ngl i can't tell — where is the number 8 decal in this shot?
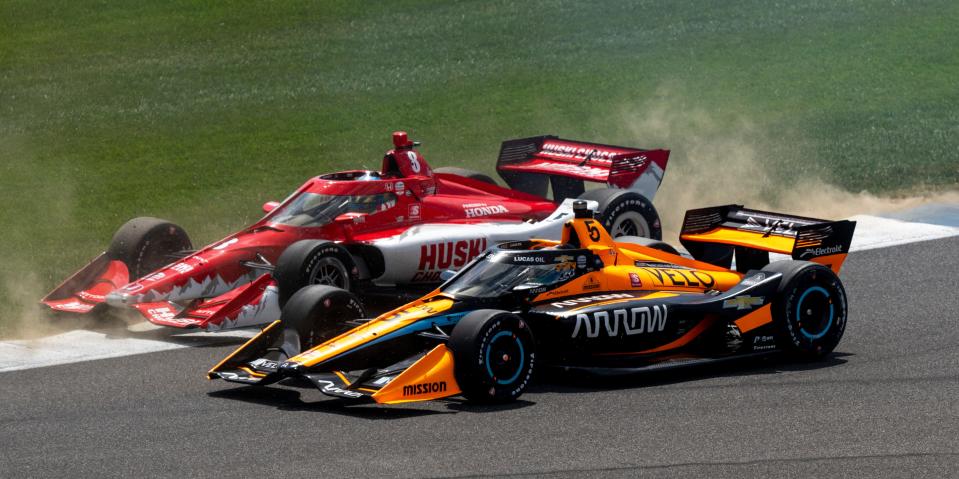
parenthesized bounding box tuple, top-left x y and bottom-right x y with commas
(407, 151, 421, 173)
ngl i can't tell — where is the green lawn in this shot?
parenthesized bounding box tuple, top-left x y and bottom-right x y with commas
(1, 0, 957, 335)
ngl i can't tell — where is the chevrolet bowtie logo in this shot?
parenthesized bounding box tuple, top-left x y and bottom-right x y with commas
(555, 255, 574, 263)
(723, 296, 764, 310)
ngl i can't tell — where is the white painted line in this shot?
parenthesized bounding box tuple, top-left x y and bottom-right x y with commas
(764, 214, 959, 264)
(0, 330, 187, 373)
(848, 214, 959, 252)
(2, 207, 957, 373)
(0, 327, 255, 373)
(880, 203, 959, 228)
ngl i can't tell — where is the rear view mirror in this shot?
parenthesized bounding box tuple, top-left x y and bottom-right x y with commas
(511, 282, 543, 293)
(262, 201, 280, 213)
(334, 212, 368, 224)
(440, 269, 456, 281)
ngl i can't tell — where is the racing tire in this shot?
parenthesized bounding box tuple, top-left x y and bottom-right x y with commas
(615, 235, 680, 255)
(275, 240, 354, 306)
(276, 285, 366, 356)
(107, 217, 192, 280)
(577, 189, 661, 240)
(433, 166, 498, 186)
(762, 261, 847, 360)
(450, 309, 535, 404)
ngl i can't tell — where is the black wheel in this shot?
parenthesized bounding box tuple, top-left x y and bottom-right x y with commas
(450, 309, 535, 403)
(433, 166, 498, 186)
(762, 261, 848, 360)
(615, 235, 680, 255)
(274, 285, 366, 357)
(577, 189, 661, 240)
(275, 240, 354, 306)
(107, 217, 192, 280)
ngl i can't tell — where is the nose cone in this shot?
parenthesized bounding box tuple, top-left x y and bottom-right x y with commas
(278, 361, 304, 376)
(105, 291, 133, 307)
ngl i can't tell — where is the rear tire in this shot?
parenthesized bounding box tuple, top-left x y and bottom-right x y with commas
(762, 261, 847, 360)
(450, 310, 535, 403)
(275, 285, 366, 357)
(577, 189, 661, 240)
(615, 235, 680, 255)
(433, 166, 498, 186)
(107, 217, 192, 280)
(275, 240, 354, 306)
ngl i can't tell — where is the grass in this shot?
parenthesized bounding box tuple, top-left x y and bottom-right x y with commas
(1, 0, 957, 334)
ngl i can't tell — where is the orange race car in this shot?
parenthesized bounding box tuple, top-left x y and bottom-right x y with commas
(209, 201, 856, 404)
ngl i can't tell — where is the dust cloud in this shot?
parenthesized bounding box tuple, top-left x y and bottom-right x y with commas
(616, 92, 958, 239)
(0, 134, 111, 340)
(0, 269, 90, 340)
(0, 238, 93, 339)
(1, 252, 135, 341)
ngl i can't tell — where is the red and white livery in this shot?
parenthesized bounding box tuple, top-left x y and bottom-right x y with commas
(42, 132, 669, 331)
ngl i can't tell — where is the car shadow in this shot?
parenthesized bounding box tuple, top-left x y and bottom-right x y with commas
(206, 353, 848, 416)
(530, 351, 853, 394)
(444, 399, 536, 413)
(207, 386, 455, 419)
(207, 385, 536, 419)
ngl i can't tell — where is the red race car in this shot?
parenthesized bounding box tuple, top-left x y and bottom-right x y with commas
(42, 132, 669, 331)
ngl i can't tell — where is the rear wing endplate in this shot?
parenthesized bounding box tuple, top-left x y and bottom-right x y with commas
(495, 135, 669, 201)
(679, 205, 856, 274)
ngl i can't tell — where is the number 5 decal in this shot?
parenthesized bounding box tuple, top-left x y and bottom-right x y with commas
(585, 221, 601, 241)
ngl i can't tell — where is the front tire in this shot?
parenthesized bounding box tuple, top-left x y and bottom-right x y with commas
(275, 240, 354, 306)
(275, 285, 366, 357)
(763, 261, 848, 359)
(107, 217, 192, 280)
(450, 310, 535, 403)
(577, 189, 661, 240)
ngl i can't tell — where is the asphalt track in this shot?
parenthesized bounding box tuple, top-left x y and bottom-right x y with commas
(2, 237, 958, 478)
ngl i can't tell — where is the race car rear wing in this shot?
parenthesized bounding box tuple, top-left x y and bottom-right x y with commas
(679, 205, 856, 274)
(495, 135, 669, 201)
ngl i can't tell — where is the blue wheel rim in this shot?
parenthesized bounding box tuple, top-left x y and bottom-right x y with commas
(797, 286, 834, 340)
(485, 330, 525, 385)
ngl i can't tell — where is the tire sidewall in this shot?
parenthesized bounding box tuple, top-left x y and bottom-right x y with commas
(280, 285, 366, 353)
(774, 265, 847, 357)
(276, 241, 354, 305)
(108, 218, 192, 280)
(451, 311, 535, 403)
(133, 231, 183, 277)
(582, 190, 662, 240)
(304, 250, 351, 290)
